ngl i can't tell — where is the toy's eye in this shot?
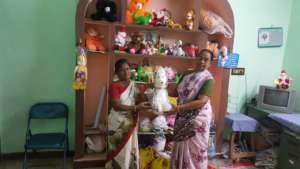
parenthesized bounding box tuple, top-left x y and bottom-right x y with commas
(105, 7, 111, 13)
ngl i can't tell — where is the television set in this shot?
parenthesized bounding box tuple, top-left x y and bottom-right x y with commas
(257, 85, 296, 113)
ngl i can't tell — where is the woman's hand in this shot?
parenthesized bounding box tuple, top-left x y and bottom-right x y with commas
(164, 105, 178, 115)
(136, 101, 152, 111)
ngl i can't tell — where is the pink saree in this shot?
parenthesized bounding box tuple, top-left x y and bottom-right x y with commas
(171, 70, 213, 169)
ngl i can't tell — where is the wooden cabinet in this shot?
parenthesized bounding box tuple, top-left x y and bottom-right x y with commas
(74, 0, 235, 168)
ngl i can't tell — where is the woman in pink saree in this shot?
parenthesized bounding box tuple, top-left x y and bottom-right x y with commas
(167, 49, 214, 169)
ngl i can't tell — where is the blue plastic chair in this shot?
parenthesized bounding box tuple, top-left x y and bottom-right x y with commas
(23, 103, 69, 169)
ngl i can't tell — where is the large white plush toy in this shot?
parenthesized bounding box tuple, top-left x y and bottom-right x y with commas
(151, 66, 172, 114)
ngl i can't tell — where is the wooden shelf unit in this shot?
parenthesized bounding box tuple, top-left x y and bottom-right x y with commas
(75, 0, 235, 168)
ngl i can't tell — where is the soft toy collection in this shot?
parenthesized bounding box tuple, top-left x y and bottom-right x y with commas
(92, 0, 117, 22)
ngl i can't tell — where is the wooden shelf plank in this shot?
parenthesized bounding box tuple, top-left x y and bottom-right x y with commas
(113, 52, 197, 60)
(84, 18, 206, 35)
(85, 18, 120, 26)
(115, 23, 205, 34)
(74, 153, 107, 162)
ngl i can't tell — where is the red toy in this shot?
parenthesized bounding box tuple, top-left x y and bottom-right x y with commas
(275, 70, 292, 89)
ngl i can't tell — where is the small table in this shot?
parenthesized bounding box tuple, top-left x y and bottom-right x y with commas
(225, 113, 258, 161)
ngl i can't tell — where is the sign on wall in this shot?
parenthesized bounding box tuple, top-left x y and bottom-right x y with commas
(258, 27, 283, 48)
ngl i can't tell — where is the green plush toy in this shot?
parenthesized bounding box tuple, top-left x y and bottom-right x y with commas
(137, 65, 145, 81)
(132, 12, 151, 25)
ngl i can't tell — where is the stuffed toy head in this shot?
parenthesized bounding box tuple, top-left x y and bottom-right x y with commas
(127, 0, 151, 24)
(92, 0, 117, 22)
(185, 9, 195, 30)
(154, 66, 168, 89)
(128, 0, 149, 12)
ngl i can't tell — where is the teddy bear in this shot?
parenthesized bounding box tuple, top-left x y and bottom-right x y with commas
(85, 27, 106, 52)
(126, 32, 146, 54)
(275, 70, 292, 89)
(127, 0, 151, 25)
(92, 0, 117, 22)
(185, 9, 195, 30)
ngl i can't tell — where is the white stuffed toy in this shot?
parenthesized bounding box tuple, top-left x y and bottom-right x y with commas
(151, 66, 172, 114)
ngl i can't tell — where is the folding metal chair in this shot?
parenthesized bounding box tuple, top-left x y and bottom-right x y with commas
(23, 103, 69, 169)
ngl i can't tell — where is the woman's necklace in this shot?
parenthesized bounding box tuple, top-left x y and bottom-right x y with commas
(119, 80, 130, 88)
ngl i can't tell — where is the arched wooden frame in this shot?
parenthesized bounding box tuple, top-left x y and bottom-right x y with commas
(74, 0, 234, 167)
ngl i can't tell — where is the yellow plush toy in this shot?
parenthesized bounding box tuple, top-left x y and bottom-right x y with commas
(150, 157, 170, 169)
(168, 96, 177, 106)
(139, 147, 155, 169)
(73, 47, 88, 90)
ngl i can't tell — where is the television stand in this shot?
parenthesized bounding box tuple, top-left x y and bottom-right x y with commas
(246, 104, 283, 128)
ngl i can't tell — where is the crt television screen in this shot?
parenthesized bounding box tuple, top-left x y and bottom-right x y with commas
(263, 88, 289, 107)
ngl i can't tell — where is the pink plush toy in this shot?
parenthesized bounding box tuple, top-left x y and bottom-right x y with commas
(165, 67, 176, 81)
(166, 114, 175, 127)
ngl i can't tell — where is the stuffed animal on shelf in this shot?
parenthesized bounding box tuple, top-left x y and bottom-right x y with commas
(150, 8, 171, 27)
(142, 58, 154, 83)
(137, 65, 145, 82)
(151, 66, 172, 114)
(183, 43, 198, 58)
(172, 40, 185, 57)
(73, 47, 88, 90)
(127, 0, 151, 25)
(206, 41, 219, 60)
(114, 26, 128, 52)
(85, 27, 106, 52)
(91, 0, 117, 22)
(220, 46, 229, 67)
(274, 70, 292, 89)
(185, 9, 195, 30)
(127, 32, 146, 54)
(167, 19, 182, 29)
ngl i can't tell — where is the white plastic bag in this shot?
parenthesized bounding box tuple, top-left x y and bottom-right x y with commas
(199, 9, 233, 39)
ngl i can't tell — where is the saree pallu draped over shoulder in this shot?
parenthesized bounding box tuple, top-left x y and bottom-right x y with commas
(106, 81, 139, 169)
(171, 70, 213, 169)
